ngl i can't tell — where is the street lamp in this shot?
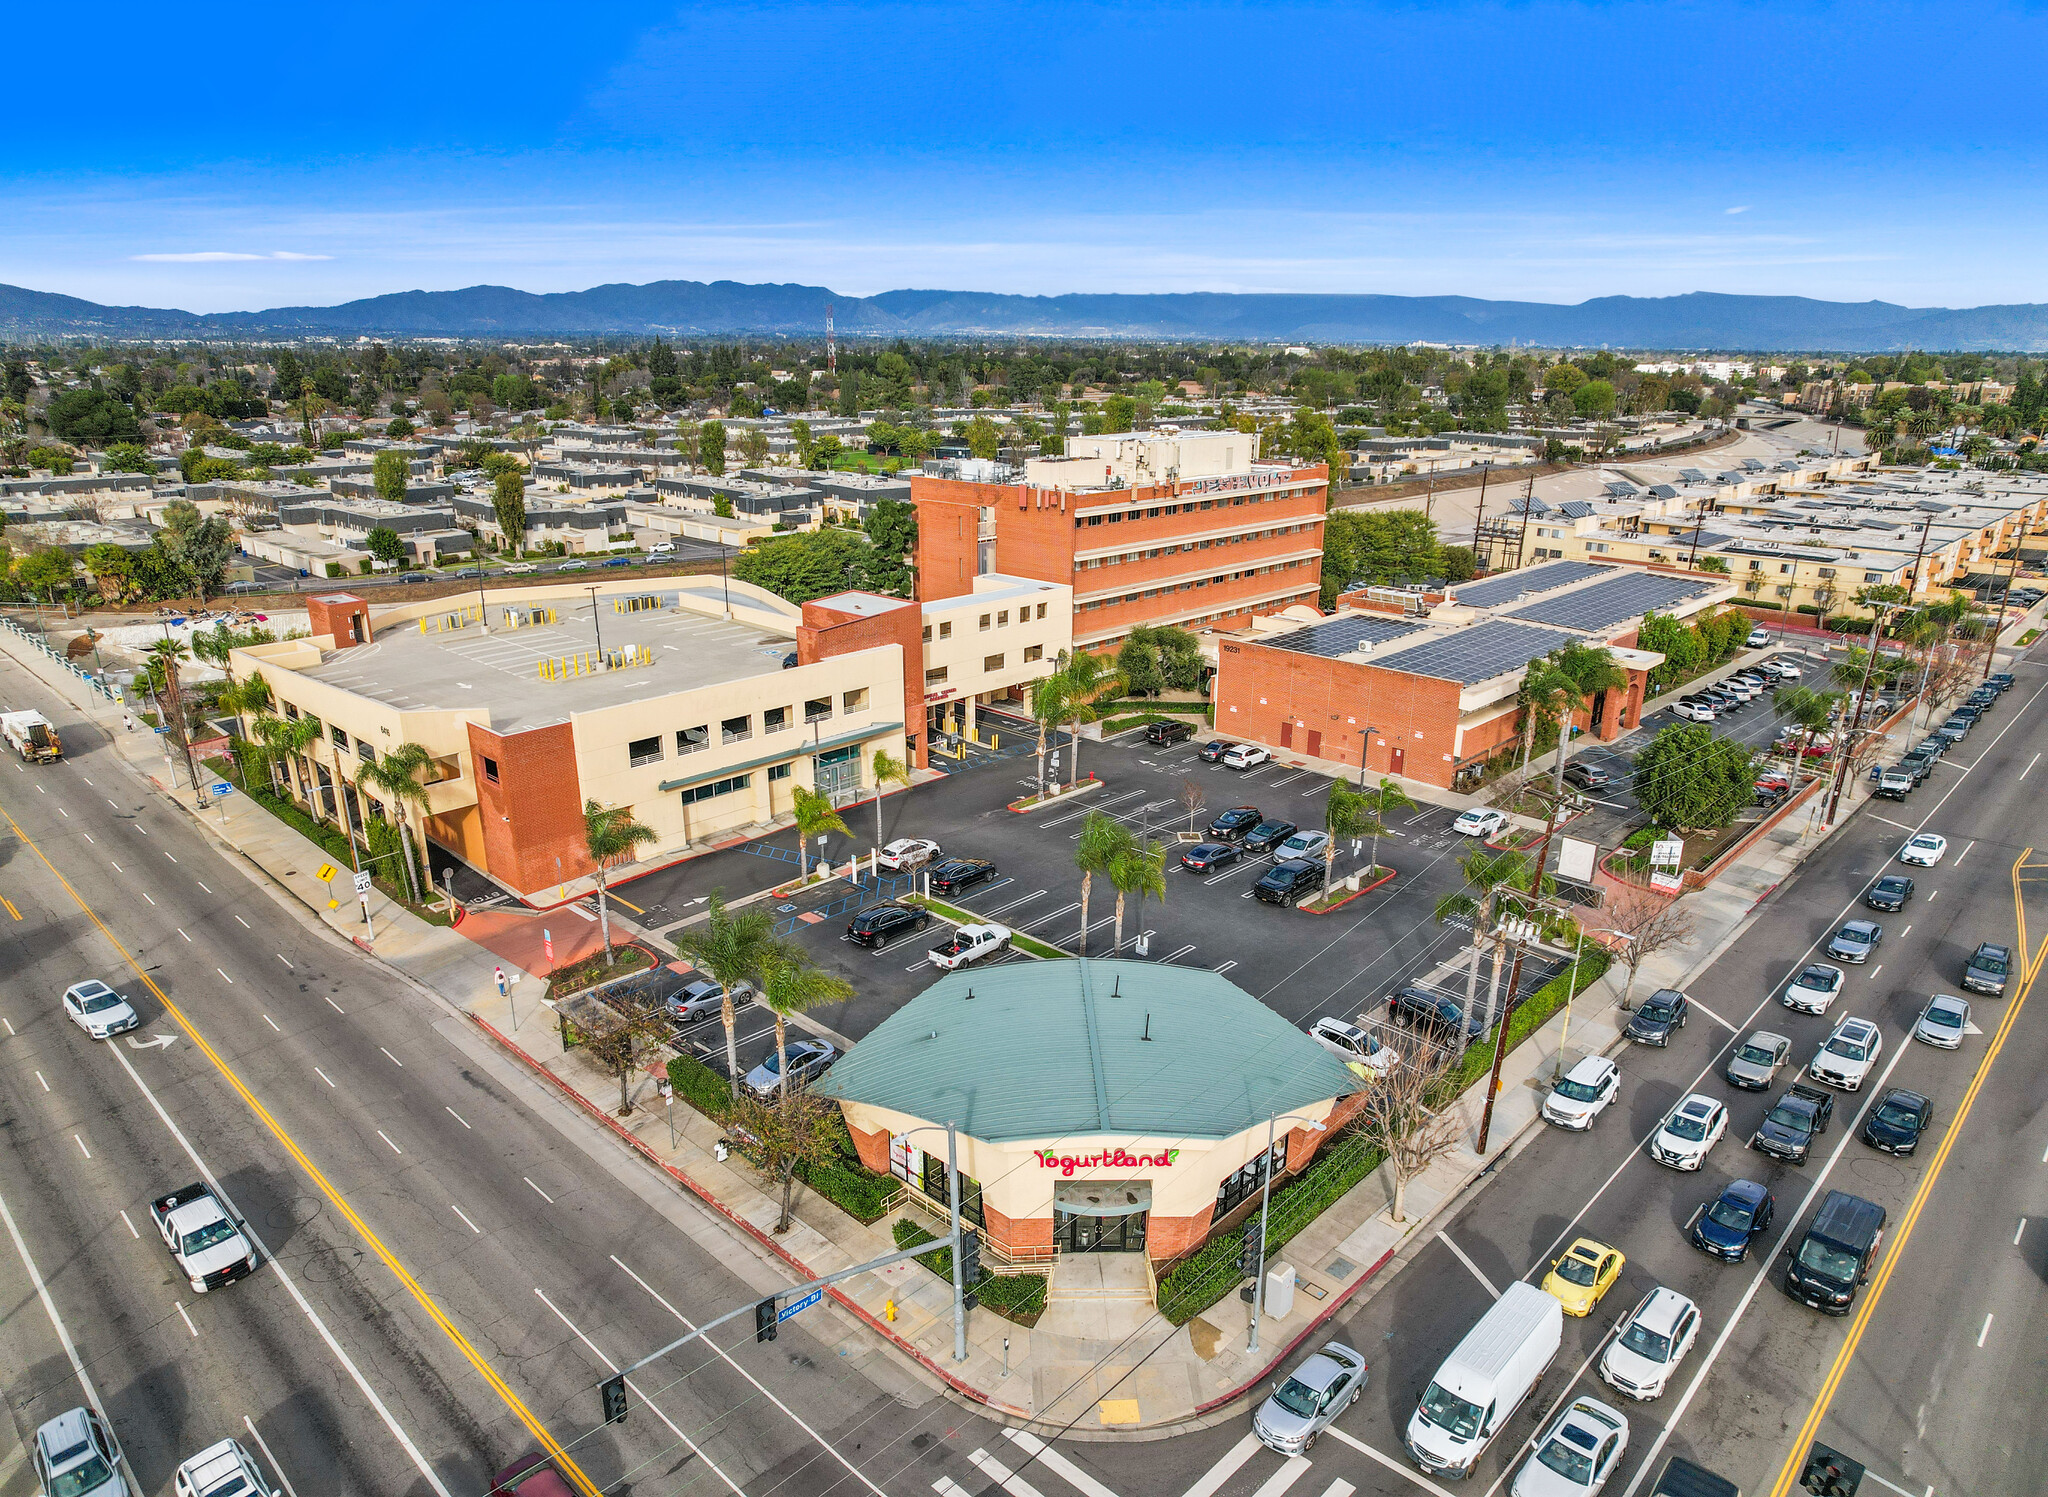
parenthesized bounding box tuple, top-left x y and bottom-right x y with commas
(896, 1121, 972, 1363)
(1245, 1110, 1328, 1355)
(1357, 725, 1377, 789)
(1475, 911, 1542, 1156)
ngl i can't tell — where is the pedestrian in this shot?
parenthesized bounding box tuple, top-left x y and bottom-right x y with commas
(123, 711, 135, 732)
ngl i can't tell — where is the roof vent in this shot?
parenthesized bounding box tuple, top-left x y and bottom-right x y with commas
(1142, 1012, 1153, 1042)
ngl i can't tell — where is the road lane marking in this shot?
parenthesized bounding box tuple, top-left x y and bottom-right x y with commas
(381, 1047, 404, 1067)
(175, 1301, 199, 1338)
(1977, 1313, 1993, 1348)
(1437, 1230, 1501, 1298)
(314, 1068, 335, 1087)
(73, 1134, 90, 1159)
(2015, 1218, 2027, 1244)
(1686, 996, 1739, 1032)
(165, 851, 176, 862)
(1955, 839, 1975, 865)
(324, 995, 344, 1013)
(0, 897, 15, 921)
(969, 1447, 1049, 1497)
(196, 880, 211, 894)
(1323, 1428, 1458, 1497)
(263, 1015, 281, 1032)
(451, 1204, 482, 1235)
(1869, 815, 1915, 832)
(278, 954, 293, 969)
(34, 1071, 48, 1092)
(1180, 1432, 1263, 1497)
(119, 1210, 139, 1238)
(0, 1017, 9, 1036)
(376, 1130, 402, 1154)
(81, 832, 91, 843)
(178, 928, 191, 942)
(446, 1106, 471, 1129)
(999, 1430, 1119, 1497)
(2023, 752, 2041, 780)
(241, 1416, 300, 1497)
(234, 915, 249, 928)
(526, 1177, 554, 1204)
(217, 968, 233, 983)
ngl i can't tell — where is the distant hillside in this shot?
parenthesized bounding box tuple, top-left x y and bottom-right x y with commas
(3, 278, 2044, 350)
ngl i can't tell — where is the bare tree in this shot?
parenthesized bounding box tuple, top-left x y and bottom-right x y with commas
(1179, 777, 1208, 833)
(1599, 885, 1697, 1010)
(571, 998, 674, 1117)
(1351, 1050, 1465, 1223)
(723, 1086, 843, 1234)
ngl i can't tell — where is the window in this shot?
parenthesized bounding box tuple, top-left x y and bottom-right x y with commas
(921, 624, 932, 642)
(1036, 602, 1048, 619)
(997, 609, 1009, 626)
(926, 666, 949, 686)
(331, 725, 349, 750)
(283, 702, 299, 719)
(679, 773, 750, 806)
(939, 620, 952, 639)
(842, 687, 869, 713)
(984, 653, 1004, 673)
(1864, 571, 1886, 583)
(920, 1152, 984, 1227)
(768, 763, 791, 782)
(721, 714, 752, 744)
(763, 705, 789, 734)
(627, 735, 663, 768)
(357, 742, 376, 763)
(482, 756, 500, 784)
(804, 697, 832, 723)
(979, 613, 991, 631)
(1214, 1139, 1289, 1219)
(676, 725, 709, 756)
(1024, 644, 1043, 663)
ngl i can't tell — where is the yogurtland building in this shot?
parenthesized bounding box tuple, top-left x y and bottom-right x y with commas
(814, 960, 1364, 1266)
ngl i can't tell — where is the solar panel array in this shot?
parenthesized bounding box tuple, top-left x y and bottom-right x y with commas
(1604, 481, 1638, 497)
(1505, 569, 1718, 630)
(1557, 500, 1595, 519)
(1374, 619, 1578, 684)
(1267, 613, 1428, 659)
(1450, 559, 1611, 609)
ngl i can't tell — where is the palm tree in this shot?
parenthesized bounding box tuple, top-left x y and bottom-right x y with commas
(1107, 838, 1167, 954)
(359, 741, 435, 905)
(1547, 643, 1631, 796)
(146, 637, 200, 792)
(1433, 846, 1535, 1042)
(754, 943, 853, 1098)
(1028, 671, 1070, 800)
(1057, 653, 1123, 791)
(789, 784, 850, 884)
(1329, 777, 1414, 887)
(1074, 811, 1134, 958)
(868, 748, 910, 850)
(1778, 686, 1841, 767)
(1515, 661, 1576, 775)
(583, 800, 657, 967)
(256, 713, 319, 804)
(672, 892, 775, 1098)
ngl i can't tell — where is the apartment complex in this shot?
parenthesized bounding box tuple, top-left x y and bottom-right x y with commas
(909, 432, 1327, 650)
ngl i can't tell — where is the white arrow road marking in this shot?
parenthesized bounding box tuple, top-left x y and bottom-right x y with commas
(125, 1033, 177, 1051)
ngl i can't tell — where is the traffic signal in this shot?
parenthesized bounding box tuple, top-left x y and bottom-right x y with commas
(599, 1374, 628, 1425)
(754, 1296, 779, 1344)
(1240, 1219, 1264, 1277)
(1799, 1442, 1864, 1497)
(957, 1233, 982, 1310)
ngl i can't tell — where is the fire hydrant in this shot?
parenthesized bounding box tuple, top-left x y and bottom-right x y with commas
(884, 1298, 898, 1323)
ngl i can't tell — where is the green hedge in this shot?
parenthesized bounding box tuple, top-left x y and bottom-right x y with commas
(666, 1053, 731, 1116)
(1098, 699, 1213, 716)
(1446, 947, 1613, 1096)
(1100, 712, 1172, 735)
(891, 1219, 1047, 1324)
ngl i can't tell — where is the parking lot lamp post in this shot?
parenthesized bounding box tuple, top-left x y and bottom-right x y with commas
(1246, 1112, 1327, 1355)
(1475, 915, 1539, 1155)
(1357, 726, 1376, 789)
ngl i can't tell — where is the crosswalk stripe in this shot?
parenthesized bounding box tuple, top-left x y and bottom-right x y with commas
(1181, 1432, 1262, 1497)
(1315, 1482, 1356, 1497)
(1321, 1428, 1459, 1497)
(969, 1447, 1048, 1497)
(1251, 1457, 1314, 1497)
(999, 1431, 1121, 1497)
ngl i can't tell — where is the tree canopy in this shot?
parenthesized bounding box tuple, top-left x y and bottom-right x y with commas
(46, 389, 141, 444)
(1632, 722, 1755, 832)
(1321, 509, 1444, 603)
(732, 529, 907, 604)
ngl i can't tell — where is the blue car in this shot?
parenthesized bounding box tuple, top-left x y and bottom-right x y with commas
(1691, 1179, 1775, 1263)
(601, 557, 633, 568)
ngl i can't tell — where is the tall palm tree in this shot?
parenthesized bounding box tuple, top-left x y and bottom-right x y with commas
(1074, 811, 1134, 958)
(1547, 643, 1631, 796)
(146, 637, 200, 792)
(359, 741, 435, 905)
(754, 943, 853, 1098)
(789, 784, 850, 883)
(1107, 838, 1167, 954)
(1028, 671, 1070, 799)
(868, 748, 910, 850)
(256, 713, 319, 804)
(1515, 661, 1576, 775)
(1057, 653, 1123, 791)
(672, 892, 776, 1098)
(1433, 846, 1535, 1041)
(582, 800, 657, 967)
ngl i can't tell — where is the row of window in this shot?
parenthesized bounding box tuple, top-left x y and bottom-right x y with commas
(1082, 596, 1313, 651)
(1076, 558, 1312, 610)
(919, 600, 1052, 642)
(925, 644, 1043, 686)
(1074, 487, 1316, 528)
(1076, 522, 1316, 570)
(679, 772, 753, 806)
(623, 689, 872, 767)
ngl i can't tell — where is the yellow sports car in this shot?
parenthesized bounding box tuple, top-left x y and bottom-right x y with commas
(1542, 1238, 1625, 1318)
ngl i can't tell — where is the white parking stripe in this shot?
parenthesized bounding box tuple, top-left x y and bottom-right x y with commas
(1180, 1433, 1262, 1497)
(1686, 996, 1740, 1032)
(1000, 1430, 1121, 1497)
(1436, 1230, 1500, 1298)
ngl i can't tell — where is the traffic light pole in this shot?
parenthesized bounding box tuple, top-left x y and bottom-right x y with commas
(947, 1120, 968, 1365)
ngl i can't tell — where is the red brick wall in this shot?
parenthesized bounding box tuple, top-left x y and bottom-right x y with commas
(306, 593, 370, 650)
(847, 1120, 890, 1174)
(797, 596, 924, 769)
(1215, 637, 1466, 787)
(1145, 1208, 1215, 1264)
(467, 720, 588, 895)
(983, 1200, 1055, 1259)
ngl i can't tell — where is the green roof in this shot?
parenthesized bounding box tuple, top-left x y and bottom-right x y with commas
(813, 959, 1359, 1143)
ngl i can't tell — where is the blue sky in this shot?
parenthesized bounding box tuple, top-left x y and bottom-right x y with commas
(7, 1, 2040, 313)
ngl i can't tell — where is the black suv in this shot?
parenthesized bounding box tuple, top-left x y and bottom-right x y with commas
(927, 857, 998, 893)
(1387, 985, 1484, 1041)
(1145, 719, 1194, 746)
(1198, 740, 1233, 762)
(1963, 941, 2011, 995)
(1253, 858, 1325, 906)
(1206, 806, 1262, 841)
(1624, 988, 1689, 1045)
(845, 901, 931, 948)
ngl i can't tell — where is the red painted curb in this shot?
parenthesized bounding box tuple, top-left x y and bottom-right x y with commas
(1190, 1244, 1398, 1418)
(1300, 866, 1397, 913)
(465, 1012, 996, 1408)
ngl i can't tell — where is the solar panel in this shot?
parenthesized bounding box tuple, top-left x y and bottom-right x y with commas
(1679, 468, 1709, 483)
(1649, 484, 1680, 499)
(1604, 481, 1638, 497)
(1557, 500, 1595, 519)
(1450, 560, 1610, 609)
(1267, 613, 1427, 659)
(1505, 570, 1718, 630)
(1373, 620, 1579, 685)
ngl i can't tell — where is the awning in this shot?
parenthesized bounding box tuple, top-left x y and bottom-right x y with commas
(656, 722, 903, 793)
(1054, 1181, 1152, 1218)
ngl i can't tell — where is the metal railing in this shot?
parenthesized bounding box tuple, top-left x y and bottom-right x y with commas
(0, 617, 124, 703)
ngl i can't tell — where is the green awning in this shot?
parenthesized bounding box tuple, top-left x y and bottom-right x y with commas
(656, 722, 903, 793)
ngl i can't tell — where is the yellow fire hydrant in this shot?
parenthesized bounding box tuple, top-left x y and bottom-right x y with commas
(884, 1298, 898, 1322)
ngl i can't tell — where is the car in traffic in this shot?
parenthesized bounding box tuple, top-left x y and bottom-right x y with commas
(1690, 1178, 1775, 1262)
(663, 977, 728, 1024)
(1452, 808, 1509, 838)
(1542, 1056, 1620, 1130)
(1963, 941, 2011, 996)
(1511, 1395, 1630, 1497)
(1542, 1238, 1625, 1317)
(490, 1453, 577, 1497)
(926, 857, 998, 893)
(1861, 1087, 1931, 1155)
(500, 561, 539, 574)
(1251, 1340, 1367, 1455)
(1144, 718, 1194, 745)
(599, 556, 632, 569)
(1623, 988, 1688, 1046)
(1751, 1082, 1835, 1164)
(1649, 1095, 1727, 1170)
(1912, 992, 1970, 1049)
(1824, 919, 1883, 964)
(175, 1438, 276, 1497)
(1198, 740, 1234, 762)
(1807, 1016, 1882, 1090)
(1388, 985, 1485, 1042)
(876, 837, 941, 871)
(555, 559, 590, 571)
(1178, 841, 1241, 873)
(1562, 762, 1613, 791)
(1242, 817, 1299, 854)
(1781, 963, 1846, 1015)
(62, 979, 141, 1039)
(1277, 829, 1331, 862)
(1865, 875, 1913, 911)
(1206, 805, 1262, 841)
(1223, 744, 1272, 770)
(1253, 858, 1326, 906)
(844, 901, 931, 948)
(1724, 1030, 1791, 1090)
(1599, 1288, 1700, 1401)
(1785, 1190, 1885, 1315)
(31, 1407, 127, 1497)
(741, 1039, 838, 1096)
(1308, 1016, 1396, 1078)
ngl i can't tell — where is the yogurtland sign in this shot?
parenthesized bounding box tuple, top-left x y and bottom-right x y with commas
(1034, 1147, 1180, 1176)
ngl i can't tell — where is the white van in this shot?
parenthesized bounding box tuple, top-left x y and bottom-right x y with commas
(1405, 1281, 1563, 1478)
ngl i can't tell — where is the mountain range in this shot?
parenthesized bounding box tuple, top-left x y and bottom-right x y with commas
(4, 280, 2045, 351)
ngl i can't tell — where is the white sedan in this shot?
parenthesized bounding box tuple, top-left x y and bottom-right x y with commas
(1599, 1288, 1700, 1401)
(1453, 807, 1510, 838)
(1512, 1395, 1629, 1497)
(1647, 1094, 1727, 1170)
(877, 837, 941, 871)
(1670, 701, 1716, 723)
(1897, 833, 1948, 867)
(1222, 744, 1271, 770)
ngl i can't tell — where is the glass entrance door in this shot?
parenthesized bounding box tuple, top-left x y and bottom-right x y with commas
(814, 745, 861, 802)
(1054, 1209, 1147, 1253)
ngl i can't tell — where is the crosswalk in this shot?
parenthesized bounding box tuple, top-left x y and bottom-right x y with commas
(929, 1429, 1367, 1497)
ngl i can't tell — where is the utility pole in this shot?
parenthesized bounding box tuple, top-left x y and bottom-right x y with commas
(1470, 462, 1493, 570)
(1475, 918, 1535, 1155)
(1513, 473, 1536, 569)
(1824, 601, 1893, 824)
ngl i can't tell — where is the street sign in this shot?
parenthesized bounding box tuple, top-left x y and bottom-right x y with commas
(543, 928, 554, 964)
(777, 1288, 822, 1323)
(353, 871, 372, 895)
(210, 781, 233, 798)
(315, 864, 338, 883)
(1649, 838, 1683, 867)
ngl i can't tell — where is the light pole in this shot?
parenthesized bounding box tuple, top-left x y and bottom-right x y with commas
(1475, 912, 1541, 1156)
(1246, 1111, 1328, 1355)
(897, 1121, 971, 1363)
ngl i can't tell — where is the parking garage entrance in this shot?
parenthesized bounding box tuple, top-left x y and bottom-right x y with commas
(1053, 1181, 1150, 1253)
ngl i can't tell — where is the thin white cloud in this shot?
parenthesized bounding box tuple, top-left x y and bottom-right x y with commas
(129, 250, 331, 262)
(1725, 205, 1752, 214)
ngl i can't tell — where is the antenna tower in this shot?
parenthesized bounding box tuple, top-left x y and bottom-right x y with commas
(827, 304, 836, 374)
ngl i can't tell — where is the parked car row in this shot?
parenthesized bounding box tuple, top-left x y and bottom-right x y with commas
(1669, 657, 1802, 723)
(1178, 804, 1340, 907)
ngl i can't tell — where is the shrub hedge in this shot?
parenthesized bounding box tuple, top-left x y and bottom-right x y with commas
(891, 1219, 1047, 1324)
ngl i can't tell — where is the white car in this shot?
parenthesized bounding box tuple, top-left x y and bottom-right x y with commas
(877, 837, 941, 871)
(1746, 628, 1771, 647)
(175, 1438, 277, 1497)
(1897, 833, 1947, 867)
(1452, 807, 1509, 838)
(1542, 1055, 1619, 1130)
(1222, 744, 1271, 770)
(1670, 701, 1716, 723)
(1599, 1288, 1700, 1401)
(1808, 1016, 1883, 1090)
(500, 561, 539, 574)
(1781, 962, 1846, 1015)
(1767, 659, 1803, 679)
(63, 979, 140, 1039)
(1308, 1015, 1396, 1078)
(1278, 829, 1331, 862)
(1718, 678, 1756, 702)
(648, 541, 677, 555)
(1648, 1094, 1726, 1170)
(926, 922, 1012, 971)
(1511, 1395, 1629, 1497)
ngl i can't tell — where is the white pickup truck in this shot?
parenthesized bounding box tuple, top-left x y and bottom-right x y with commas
(149, 1183, 257, 1293)
(927, 922, 1012, 971)
(175, 1439, 277, 1497)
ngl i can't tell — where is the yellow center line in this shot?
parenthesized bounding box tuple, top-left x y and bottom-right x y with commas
(1, 805, 605, 1497)
(608, 892, 647, 916)
(1769, 846, 2045, 1497)
(0, 895, 19, 920)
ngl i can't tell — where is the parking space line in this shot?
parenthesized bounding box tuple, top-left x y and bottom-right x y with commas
(1686, 996, 1740, 1032)
(1322, 1428, 1458, 1497)
(1436, 1230, 1500, 1298)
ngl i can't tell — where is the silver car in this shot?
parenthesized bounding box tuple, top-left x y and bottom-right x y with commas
(1253, 1340, 1367, 1454)
(1724, 1030, 1790, 1090)
(1512, 1395, 1629, 1497)
(741, 1038, 838, 1097)
(1824, 920, 1882, 964)
(1912, 993, 1969, 1050)
(32, 1407, 127, 1497)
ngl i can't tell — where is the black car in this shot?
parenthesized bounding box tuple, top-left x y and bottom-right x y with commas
(1253, 858, 1325, 906)
(1145, 719, 1194, 746)
(1861, 1087, 1931, 1155)
(399, 571, 427, 583)
(1751, 1082, 1835, 1164)
(1963, 940, 2011, 995)
(1865, 874, 1914, 911)
(927, 857, 997, 893)
(1206, 805, 1262, 841)
(1691, 1178, 1776, 1262)
(845, 901, 931, 947)
(1178, 841, 1240, 873)
(1241, 818, 1298, 854)
(1966, 688, 1998, 709)
(1198, 740, 1233, 762)
(1624, 988, 1689, 1046)
(1989, 672, 2016, 692)
(1563, 762, 1613, 791)
(1387, 985, 1484, 1041)
(1951, 704, 1984, 724)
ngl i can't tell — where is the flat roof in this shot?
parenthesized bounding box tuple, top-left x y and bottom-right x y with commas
(1451, 560, 1612, 609)
(1265, 613, 1427, 658)
(1373, 619, 1578, 685)
(297, 581, 794, 732)
(814, 959, 1357, 1143)
(1504, 570, 1718, 630)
